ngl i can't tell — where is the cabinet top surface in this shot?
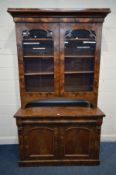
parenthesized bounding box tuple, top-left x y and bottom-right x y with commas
(7, 8, 110, 17)
(14, 107, 105, 118)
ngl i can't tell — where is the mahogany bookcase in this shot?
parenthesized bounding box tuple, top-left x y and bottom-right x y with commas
(8, 8, 110, 166)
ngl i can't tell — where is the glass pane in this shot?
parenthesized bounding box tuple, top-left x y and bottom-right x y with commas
(65, 74, 94, 92)
(65, 29, 96, 39)
(65, 40, 96, 56)
(22, 29, 54, 92)
(24, 58, 54, 73)
(22, 29, 52, 39)
(23, 40, 53, 56)
(64, 29, 96, 92)
(25, 75, 54, 92)
(65, 57, 94, 72)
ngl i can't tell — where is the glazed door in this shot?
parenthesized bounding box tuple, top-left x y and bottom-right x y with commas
(59, 23, 98, 105)
(16, 23, 60, 103)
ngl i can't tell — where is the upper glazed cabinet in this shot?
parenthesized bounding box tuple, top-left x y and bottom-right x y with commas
(7, 8, 110, 108)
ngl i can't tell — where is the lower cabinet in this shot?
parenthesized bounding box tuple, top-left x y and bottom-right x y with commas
(17, 119, 102, 166)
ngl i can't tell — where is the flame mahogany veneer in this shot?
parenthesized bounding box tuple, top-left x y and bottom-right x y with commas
(8, 8, 110, 166)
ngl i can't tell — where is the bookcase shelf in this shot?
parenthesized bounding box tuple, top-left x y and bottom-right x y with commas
(24, 55, 54, 58)
(24, 72, 54, 76)
(65, 55, 94, 58)
(65, 71, 94, 74)
(23, 38, 53, 41)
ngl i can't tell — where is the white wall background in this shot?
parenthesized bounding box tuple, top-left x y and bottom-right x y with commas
(0, 0, 116, 144)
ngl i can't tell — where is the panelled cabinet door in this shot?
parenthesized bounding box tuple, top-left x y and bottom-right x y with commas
(59, 23, 100, 106)
(16, 23, 60, 106)
(60, 126, 96, 159)
(20, 125, 59, 160)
